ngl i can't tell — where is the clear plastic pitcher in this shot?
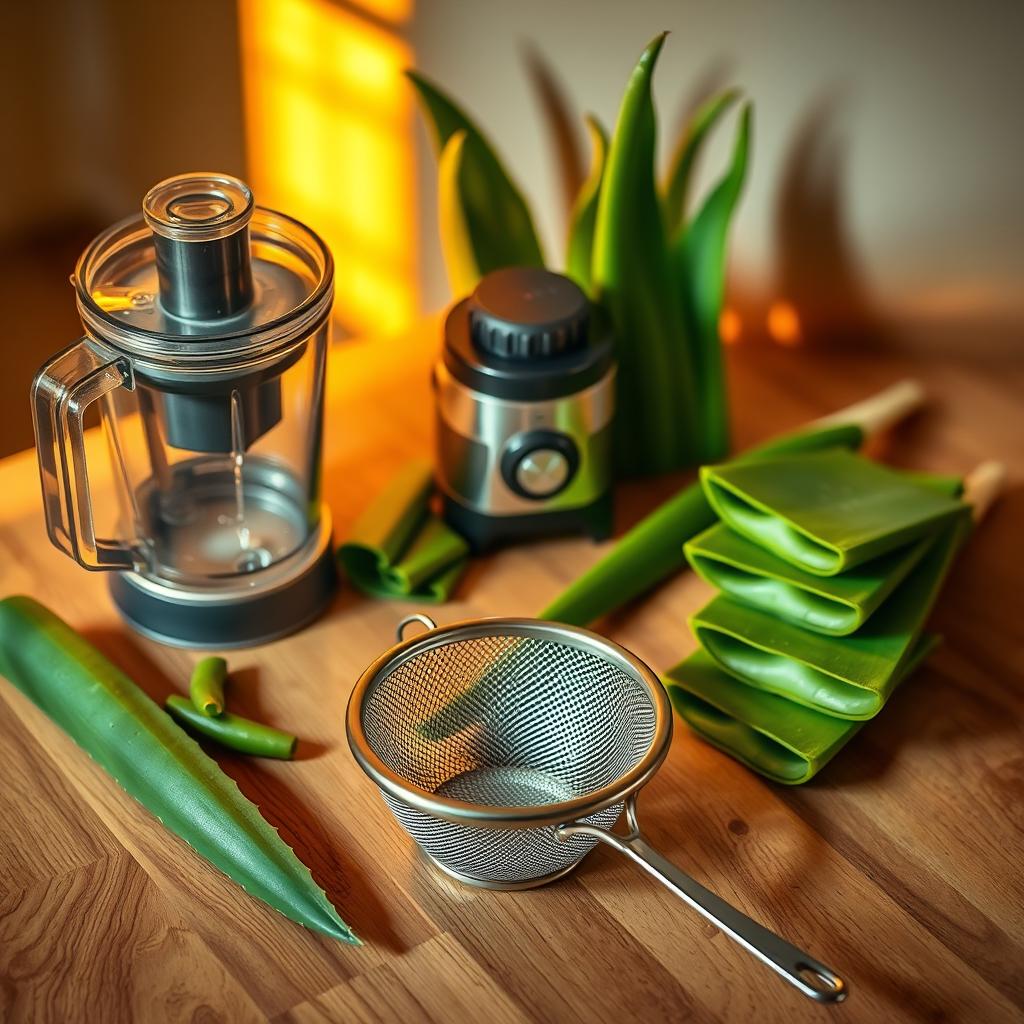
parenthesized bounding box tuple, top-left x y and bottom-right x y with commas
(31, 173, 337, 647)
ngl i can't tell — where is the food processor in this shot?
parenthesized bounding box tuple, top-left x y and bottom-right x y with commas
(31, 172, 336, 648)
(434, 267, 616, 551)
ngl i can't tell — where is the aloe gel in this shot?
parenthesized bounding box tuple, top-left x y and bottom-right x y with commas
(700, 449, 965, 575)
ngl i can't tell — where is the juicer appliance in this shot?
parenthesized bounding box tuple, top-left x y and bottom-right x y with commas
(433, 267, 615, 551)
(31, 172, 336, 648)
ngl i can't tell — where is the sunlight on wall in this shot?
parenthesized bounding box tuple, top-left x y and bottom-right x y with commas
(239, 0, 417, 338)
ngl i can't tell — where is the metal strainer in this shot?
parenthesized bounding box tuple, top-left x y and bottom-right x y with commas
(347, 615, 846, 1003)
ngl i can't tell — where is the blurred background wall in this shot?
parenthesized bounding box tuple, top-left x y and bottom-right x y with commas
(0, 0, 1020, 458)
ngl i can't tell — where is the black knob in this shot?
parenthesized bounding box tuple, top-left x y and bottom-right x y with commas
(468, 267, 589, 359)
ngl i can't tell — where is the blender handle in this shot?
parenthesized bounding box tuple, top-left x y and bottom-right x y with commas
(31, 338, 137, 571)
(557, 794, 847, 1004)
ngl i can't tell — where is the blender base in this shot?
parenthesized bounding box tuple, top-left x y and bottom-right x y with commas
(109, 507, 337, 649)
(442, 492, 614, 553)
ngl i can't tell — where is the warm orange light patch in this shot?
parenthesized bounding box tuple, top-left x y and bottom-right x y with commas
(239, 0, 417, 338)
(767, 300, 802, 346)
(718, 307, 742, 345)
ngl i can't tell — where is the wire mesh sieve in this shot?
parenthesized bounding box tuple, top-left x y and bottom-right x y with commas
(348, 615, 846, 1003)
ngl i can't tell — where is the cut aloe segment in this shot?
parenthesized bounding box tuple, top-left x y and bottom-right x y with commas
(338, 460, 469, 604)
(665, 636, 938, 784)
(700, 448, 965, 575)
(690, 513, 970, 719)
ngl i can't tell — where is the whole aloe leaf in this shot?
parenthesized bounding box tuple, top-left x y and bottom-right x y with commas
(662, 89, 741, 237)
(592, 32, 697, 474)
(0, 596, 358, 944)
(565, 115, 608, 294)
(407, 71, 544, 292)
(436, 131, 481, 298)
(674, 103, 752, 461)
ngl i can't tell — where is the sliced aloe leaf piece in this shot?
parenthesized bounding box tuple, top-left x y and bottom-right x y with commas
(408, 71, 544, 293)
(665, 635, 939, 784)
(690, 513, 971, 719)
(701, 447, 965, 575)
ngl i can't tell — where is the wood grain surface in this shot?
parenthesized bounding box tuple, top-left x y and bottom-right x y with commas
(0, 327, 1022, 1023)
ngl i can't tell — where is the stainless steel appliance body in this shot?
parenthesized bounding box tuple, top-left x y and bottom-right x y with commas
(434, 267, 615, 551)
(31, 173, 336, 647)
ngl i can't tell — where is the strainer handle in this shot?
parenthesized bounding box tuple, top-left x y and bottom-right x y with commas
(557, 796, 847, 1004)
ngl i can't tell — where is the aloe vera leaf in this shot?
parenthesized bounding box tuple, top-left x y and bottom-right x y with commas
(167, 696, 296, 760)
(565, 115, 608, 294)
(0, 596, 358, 944)
(592, 32, 696, 474)
(436, 131, 481, 298)
(674, 103, 752, 462)
(408, 70, 544, 292)
(190, 656, 227, 716)
(662, 89, 741, 236)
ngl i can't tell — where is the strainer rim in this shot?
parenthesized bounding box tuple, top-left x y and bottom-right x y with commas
(346, 617, 673, 828)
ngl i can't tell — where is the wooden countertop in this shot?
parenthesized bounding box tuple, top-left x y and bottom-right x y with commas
(1, 329, 1022, 1023)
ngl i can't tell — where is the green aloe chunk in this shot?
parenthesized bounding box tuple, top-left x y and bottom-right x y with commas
(407, 71, 544, 293)
(338, 460, 469, 603)
(690, 512, 971, 719)
(701, 448, 965, 575)
(662, 89, 741, 235)
(0, 596, 358, 943)
(592, 32, 697, 475)
(167, 696, 296, 760)
(684, 473, 961, 636)
(673, 102, 752, 462)
(540, 422, 861, 626)
(190, 656, 227, 716)
(665, 635, 938, 785)
(565, 114, 608, 294)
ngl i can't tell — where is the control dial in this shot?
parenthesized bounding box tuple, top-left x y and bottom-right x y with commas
(501, 431, 580, 501)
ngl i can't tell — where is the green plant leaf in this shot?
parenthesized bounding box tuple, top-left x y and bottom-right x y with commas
(0, 596, 358, 944)
(436, 131, 482, 298)
(407, 70, 544, 294)
(565, 115, 608, 294)
(674, 102, 752, 461)
(662, 89, 741, 236)
(592, 32, 697, 475)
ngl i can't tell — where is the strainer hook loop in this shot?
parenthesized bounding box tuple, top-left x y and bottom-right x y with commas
(396, 613, 438, 643)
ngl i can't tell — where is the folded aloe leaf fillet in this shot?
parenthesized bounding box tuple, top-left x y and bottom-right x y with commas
(0, 596, 358, 944)
(690, 462, 1002, 719)
(338, 460, 469, 603)
(700, 448, 965, 575)
(190, 656, 227, 716)
(665, 636, 939, 785)
(541, 380, 927, 626)
(684, 473, 962, 636)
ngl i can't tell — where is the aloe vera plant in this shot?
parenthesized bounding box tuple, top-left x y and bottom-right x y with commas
(410, 34, 751, 476)
(0, 596, 358, 944)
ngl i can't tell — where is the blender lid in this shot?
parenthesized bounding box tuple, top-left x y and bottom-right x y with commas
(74, 172, 333, 365)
